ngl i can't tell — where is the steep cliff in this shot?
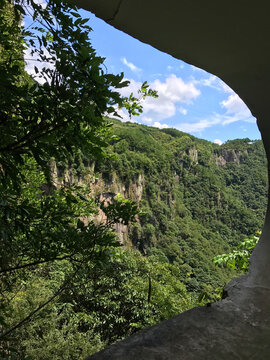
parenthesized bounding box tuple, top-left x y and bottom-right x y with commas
(66, 120, 267, 292)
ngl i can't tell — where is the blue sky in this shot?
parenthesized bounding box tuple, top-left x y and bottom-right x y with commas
(24, 2, 261, 145)
(79, 9, 261, 145)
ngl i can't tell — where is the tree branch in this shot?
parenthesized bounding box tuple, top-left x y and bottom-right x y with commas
(0, 278, 68, 340)
(0, 115, 70, 153)
(0, 253, 75, 274)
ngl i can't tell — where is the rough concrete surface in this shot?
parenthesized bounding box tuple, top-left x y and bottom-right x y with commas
(87, 276, 270, 359)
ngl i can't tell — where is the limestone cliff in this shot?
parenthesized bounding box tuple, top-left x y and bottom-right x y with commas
(51, 160, 144, 245)
(215, 148, 248, 167)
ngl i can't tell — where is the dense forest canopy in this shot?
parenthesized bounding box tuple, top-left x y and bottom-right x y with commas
(93, 120, 267, 291)
(0, 0, 268, 358)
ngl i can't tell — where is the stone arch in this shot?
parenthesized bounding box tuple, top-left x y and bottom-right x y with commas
(73, 0, 270, 357)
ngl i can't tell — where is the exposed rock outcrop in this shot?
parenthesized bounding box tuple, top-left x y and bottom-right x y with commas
(215, 149, 248, 167)
(188, 146, 198, 164)
(51, 161, 144, 244)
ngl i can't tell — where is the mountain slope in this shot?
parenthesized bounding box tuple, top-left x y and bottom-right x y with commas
(81, 119, 267, 291)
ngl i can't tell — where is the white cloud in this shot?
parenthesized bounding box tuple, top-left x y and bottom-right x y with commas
(176, 117, 220, 134)
(192, 73, 235, 95)
(115, 73, 256, 137)
(117, 75, 200, 125)
(214, 139, 223, 145)
(114, 73, 256, 135)
(25, 0, 47, 10)
(174, 89, 255, 133)
(142, 96, 176, 119)
(179, 107, 187, 115)
(151, 74, 200, 103)
(153, 121, 169, 129)
(199, 75, 217, 87)
(221, 94, 249, 116)
(142, 116, 153, 124)
(141, 74, 200, 122)
(243, 118, 257, 124)
(121, 57, 142, 74)
(174, 94, 256, 135)
(150, 73, 163, 78)
(220, 93, 255, 125)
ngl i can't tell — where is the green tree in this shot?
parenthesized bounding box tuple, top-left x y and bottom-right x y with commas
(1, 249, 195, 359)
(213, 233, 260, 272)
(0, 0, 156, 351)
(0, 0, 158, 278)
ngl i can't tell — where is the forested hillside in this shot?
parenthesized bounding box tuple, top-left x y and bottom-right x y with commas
(85, 119, 267, 292)
(3, 117, 267, 358)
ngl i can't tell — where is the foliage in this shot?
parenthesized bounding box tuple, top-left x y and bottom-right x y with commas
(95, 120, 267, 291)
(213, 233, 260, 271)
(100, 193, 141, 226)
(0, 0, 157, 185)
(0, 262, 105, 359)
(121, 81, 158, 118)
(0, 0, 162, 274)
(0, 0, 155, 354)
(1, 249, 196, 359)
(1, 1, 115, 181)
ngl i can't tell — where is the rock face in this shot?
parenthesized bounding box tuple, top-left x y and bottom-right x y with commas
(86, 275, 270, 359)
(92, 173, 144, 243)
(188, 147, 198, 164)
(215, 155, 227, 167)
(51, 161, 144, 244)
(215, 149, 248, 167)
(220, 149, 240, 164)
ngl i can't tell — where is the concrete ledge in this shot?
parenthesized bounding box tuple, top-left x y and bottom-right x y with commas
(87, 276, 270, 359)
